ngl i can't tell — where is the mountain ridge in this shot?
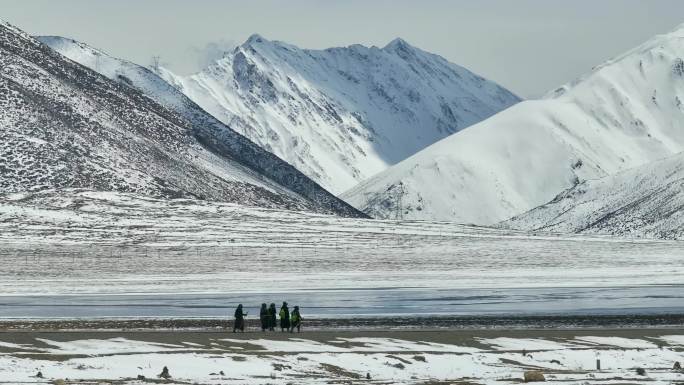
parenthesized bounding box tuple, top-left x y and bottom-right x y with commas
(1, 20, 362, 217)
(149, 34, 520, 193)
(343, 24, 684, 224)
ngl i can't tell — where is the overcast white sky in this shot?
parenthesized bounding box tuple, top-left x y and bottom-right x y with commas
(3, 0, 684, 97)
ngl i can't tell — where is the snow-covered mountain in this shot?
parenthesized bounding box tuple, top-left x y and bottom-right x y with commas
(344, 24, 684, 224)
(138, 35, 517, 193)
(502, 152, 684, 239)
(0, 21, 362, 216)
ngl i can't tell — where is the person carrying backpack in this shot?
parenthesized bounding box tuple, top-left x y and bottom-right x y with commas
(290, 306, 302, 333)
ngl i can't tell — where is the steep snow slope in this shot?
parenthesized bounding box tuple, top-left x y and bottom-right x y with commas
(35, 36, 361, 216)
(344, 24, 684, 224)
(0, 21, 360, 216)
(502, 152, 684, 239)
(145, 35, 519, 193)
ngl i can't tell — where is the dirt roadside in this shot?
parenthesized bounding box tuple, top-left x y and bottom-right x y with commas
(1, 328, 684, 353)
(0, 315, 682, 353)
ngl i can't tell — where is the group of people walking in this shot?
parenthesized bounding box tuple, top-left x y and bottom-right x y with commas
(233, 302, 302, 333)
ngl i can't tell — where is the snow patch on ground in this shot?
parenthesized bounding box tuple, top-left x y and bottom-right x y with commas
(1, 335, 683, 384)
(478, 337, 577, 351)
(573, 336, 659, 349)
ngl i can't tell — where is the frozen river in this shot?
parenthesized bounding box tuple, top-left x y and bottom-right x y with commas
(0, 285, 683, 319)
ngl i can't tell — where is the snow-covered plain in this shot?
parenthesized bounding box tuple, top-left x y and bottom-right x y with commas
(1, 334, 684, 384)
(0, 189, 682, 317)
(344, 24, 684, 224)
(39, 34, 519, 193)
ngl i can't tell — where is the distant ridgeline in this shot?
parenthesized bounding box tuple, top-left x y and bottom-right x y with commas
(344, 23, 684, 239)
(39, 34, 520, 194)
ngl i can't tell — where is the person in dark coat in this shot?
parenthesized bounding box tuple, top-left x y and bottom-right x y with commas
(290, 305, 302, 333)
(268, 303, 277, 331)
(259, 303, 269, 331)
(279, 302, 290, 332)
(233, 304, 246, 333)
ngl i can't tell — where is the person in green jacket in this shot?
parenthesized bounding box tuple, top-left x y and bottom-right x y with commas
(268, 303, 277, 331)
(233, 304, 247, 333)
(290, 306, 302, 333)
(279, 302, 290, 332)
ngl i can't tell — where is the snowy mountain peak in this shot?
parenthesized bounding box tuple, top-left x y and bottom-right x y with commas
(344, 23, 684, 224)
(150, 36, 520, 193)
(381, 37, 426, 61)
(2, 23, 363, 216)
(547, 23, 684, 99)
(37, 27, 519, 196)
(383, 37, 412, 50)
(245, 33, 268, 45)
